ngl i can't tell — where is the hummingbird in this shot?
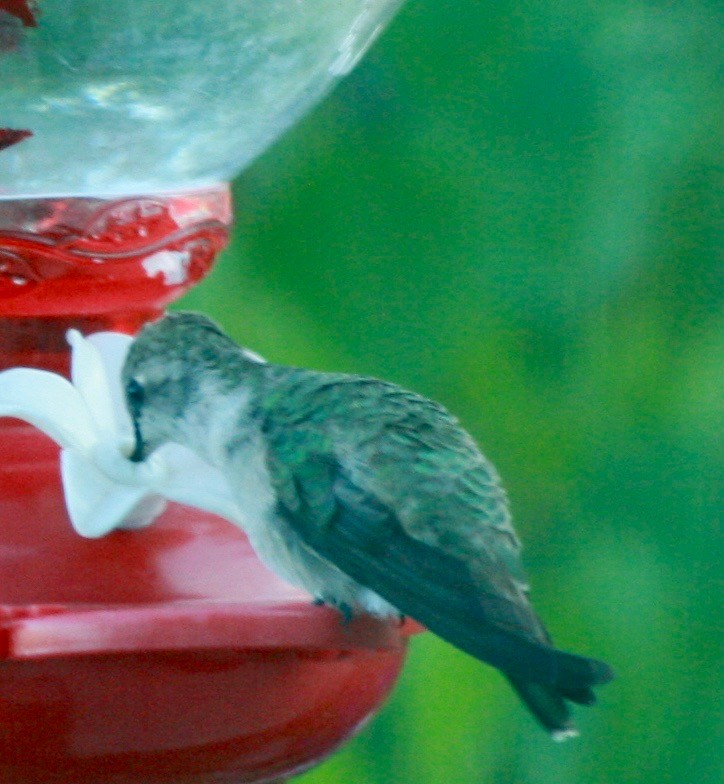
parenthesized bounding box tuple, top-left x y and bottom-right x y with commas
(122, 311, 613, 738)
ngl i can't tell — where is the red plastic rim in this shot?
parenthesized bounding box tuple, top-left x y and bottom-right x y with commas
(1, 600, 419, 661)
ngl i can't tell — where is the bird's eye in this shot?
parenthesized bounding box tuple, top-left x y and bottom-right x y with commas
(126, 378, 145, 407)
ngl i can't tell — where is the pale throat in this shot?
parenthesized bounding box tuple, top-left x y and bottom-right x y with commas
(177, 383, 254, 470)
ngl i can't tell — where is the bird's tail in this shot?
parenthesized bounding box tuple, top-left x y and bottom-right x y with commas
(506, 675, 598, 739)
(501, 607, 605, 738)
(403, 591, 613, 736)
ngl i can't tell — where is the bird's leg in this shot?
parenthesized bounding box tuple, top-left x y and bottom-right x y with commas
(323, 599, 354, 625)
(312, 596, 354, 625)
(337, 602, 354, 625)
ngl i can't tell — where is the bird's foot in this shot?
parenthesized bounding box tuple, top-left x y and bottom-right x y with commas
(337, 602, 355, 626)
(312, 596, 355, 625)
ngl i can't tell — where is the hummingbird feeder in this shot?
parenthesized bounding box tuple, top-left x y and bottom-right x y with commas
(0, 2, 409, 782)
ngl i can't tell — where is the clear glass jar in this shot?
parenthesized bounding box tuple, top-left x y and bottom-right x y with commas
(0, 0, 402, 198)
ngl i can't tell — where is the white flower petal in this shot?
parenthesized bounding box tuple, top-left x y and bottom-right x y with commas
(86, 331, 133, 372)
(61, 449, 163, 537)
(117, 494, 168, 531)
(67, 329, 119, 438)
(151, 443, 245, 525)
(86, 332, 135, 436)
(91, 439, 168, 486)
(0, 368, 96, 452)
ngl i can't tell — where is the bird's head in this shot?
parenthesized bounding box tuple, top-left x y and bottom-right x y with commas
(121, 312, 262, 462)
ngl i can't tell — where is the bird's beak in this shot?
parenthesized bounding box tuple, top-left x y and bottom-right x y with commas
(129, 419, 146, 463)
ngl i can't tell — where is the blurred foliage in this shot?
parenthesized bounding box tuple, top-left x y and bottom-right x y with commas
(180, 1, 722, 782)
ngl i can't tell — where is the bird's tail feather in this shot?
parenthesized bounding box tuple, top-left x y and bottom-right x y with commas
(506, 676, 579, 739)
(420, 601, 614, 693)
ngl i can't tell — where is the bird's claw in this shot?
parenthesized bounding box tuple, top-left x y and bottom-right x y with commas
(312, 596, 354, 625)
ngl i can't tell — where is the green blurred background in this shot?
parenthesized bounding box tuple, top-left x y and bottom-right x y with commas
(180, 1, 722, 782)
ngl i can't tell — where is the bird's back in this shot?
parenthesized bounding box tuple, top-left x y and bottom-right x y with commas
(259, 367, 537, 630)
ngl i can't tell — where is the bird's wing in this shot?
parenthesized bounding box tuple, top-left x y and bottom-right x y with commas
(266, 442, 612, 693)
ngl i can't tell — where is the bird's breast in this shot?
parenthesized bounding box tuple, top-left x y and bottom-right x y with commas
(226, 436, 277, 536)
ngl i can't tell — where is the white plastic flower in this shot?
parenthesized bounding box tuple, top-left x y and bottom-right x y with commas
(0, 330, 243, 537)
